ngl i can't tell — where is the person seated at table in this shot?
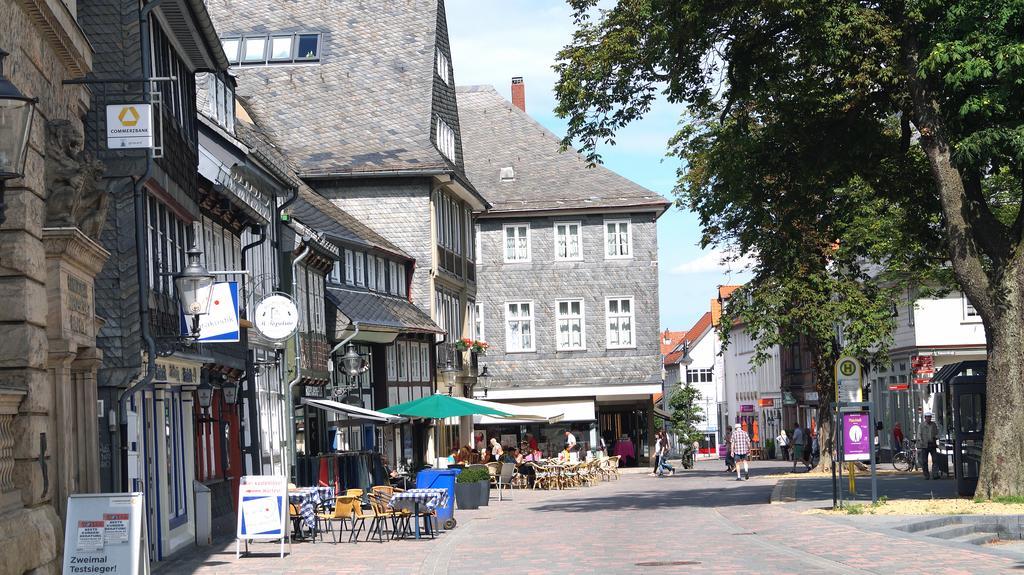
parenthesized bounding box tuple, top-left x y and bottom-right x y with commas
(557, 446, 570, 463)
(480, 449, 491, 464)
(447, 447, 459, 464)
(501, 447, 518, 464)
(512, 448, 525, 465)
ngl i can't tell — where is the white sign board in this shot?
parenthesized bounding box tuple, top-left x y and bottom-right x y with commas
(236, 475, 288, 558)
(106, 104, 153, 149)
(253, 294, 299, 342)
(179, 282, 240, 342)
(63, 492, 148, 575)
(834, 355, 863, 403)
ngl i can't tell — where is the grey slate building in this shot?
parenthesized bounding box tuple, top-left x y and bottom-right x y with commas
(457, 83, 669, 464)
(78, 0, 230, 560)
(206, 0, 489, 460)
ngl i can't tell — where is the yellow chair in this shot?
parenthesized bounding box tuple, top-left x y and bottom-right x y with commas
(349, 498, 378, 543)
(345, 488, 364, 498)
(316, 496, 356, 544)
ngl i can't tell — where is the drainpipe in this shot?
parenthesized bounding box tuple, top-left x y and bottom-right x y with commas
(239, 224, 266, 474)
(330, 321, 361, 358)
(115, 0, 166, 493)
(285, 243, 311, 482)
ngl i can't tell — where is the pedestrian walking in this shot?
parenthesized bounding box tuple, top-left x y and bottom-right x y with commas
(730, 425, 752, 480)
(791, 424, 811, 471)
(776, 429, 790, 461)
(917, 413, 940, 479)
(652, 431, 675, 477)
(724, 426, 735, 472)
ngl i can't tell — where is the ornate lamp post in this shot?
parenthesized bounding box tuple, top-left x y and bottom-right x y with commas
(173, 244, 215, 338)
(0, 49, 38, 225)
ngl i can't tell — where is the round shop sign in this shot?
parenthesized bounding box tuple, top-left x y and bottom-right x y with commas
(254, 294, 299, 342)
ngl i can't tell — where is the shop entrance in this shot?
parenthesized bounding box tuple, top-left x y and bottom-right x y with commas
(599, 407, 649, 466)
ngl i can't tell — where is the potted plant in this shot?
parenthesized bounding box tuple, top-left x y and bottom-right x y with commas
(454, 337, 474, 352)
(454, 467, 489, 510)
(471, 340, 488, 354)
(765, 438, 776, 460)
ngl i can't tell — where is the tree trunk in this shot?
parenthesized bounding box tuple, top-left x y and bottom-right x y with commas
(975, 265, 1024, 498)
(809, 336, 838, 473)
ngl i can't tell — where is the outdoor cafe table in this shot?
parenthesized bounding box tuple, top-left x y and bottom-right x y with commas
(289, 486, 335, 533)
(389, 488, 449, 540)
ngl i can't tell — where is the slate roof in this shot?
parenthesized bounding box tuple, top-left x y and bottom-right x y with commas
(456, 85, 671, 214)
(206, 0, 460, 177)
(291, 187, 410, 260)
(326, 287, 442, 334)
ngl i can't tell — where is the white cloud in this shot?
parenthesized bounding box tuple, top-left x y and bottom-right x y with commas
(671, 248, 756, 275)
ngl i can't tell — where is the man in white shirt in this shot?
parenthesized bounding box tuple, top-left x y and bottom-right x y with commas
(564, 430, 577, 448)
(917, 413, 940, 479)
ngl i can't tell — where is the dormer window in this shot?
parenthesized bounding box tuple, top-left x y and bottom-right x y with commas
(206, 74, 235, 132)
(499, 166, 515, 182)
(435, 117, 456, 161)
(436, 49, 451, 84)
(224, 33, 321, 65)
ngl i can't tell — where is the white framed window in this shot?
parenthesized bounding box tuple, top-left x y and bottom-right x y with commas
(377, 257, 386, 292)
(604, 219, 632, 259)
(419, 342, 430, 380)
(505, 302, 534, 353)
(503, 223, 530, 262)
(397, 265, 407, 297)
(473, 303, 484, 341)
(389, 262, 399, 296)
(269, 35, 293, 61)
(606, 297, 635, 349)
(344, 250, 354, 285)
(435, 117, 456, 161)
(355, 252, 365, 286)
(554, 221, 582, 260)
(221, 38, 240, 63)
(475, 224, 481, 263)
(963, 293, 980, 320)
(241, 36, 267, 62)
(329, 261, 340, 284)
(436, 49, 451, 84)
(556, 299, 585, 351)
(366, 254, 376, 290)
(686, 368, 714, 384)
(398, 341, 409, 382)
(386, 345, 397, 381)
(411, 342, 421, 382)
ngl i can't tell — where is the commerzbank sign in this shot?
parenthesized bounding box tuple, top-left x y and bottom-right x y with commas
(106, 104, 153, 149)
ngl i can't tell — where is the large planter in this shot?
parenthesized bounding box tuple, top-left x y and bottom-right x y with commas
(479, 481, 490, 507)
(455, 481, 483, 510)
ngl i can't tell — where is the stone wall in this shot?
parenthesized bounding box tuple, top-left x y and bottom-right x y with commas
(0, 0, 94, 571)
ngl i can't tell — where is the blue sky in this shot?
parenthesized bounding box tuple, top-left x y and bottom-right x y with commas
(447, 1, 751, 331)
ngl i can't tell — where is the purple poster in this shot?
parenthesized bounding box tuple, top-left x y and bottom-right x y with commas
(842, 412, 870, 462)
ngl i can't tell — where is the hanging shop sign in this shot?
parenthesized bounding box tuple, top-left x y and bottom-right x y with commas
(62, 492, 149, 574)
(106, 104, 153, 149)
(253, 293, 300, 343)
(236, 475, 288, 558)
(758, 398, 775, 407)
(179, 282, 240, 342)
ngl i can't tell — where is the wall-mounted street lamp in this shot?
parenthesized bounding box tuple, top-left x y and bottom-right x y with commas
(173, 244, 215, 338)
(0, 49, 38, 226)
(222, 380, 239, 405)
(196, 381, 214, 409)
(678, 340, 694, 367)
(340, 343, 366, 378)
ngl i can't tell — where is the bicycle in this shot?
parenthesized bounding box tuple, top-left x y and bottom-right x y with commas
(892, 439, 919, 472)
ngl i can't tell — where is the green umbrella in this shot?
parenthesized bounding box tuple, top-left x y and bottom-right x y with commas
(379, 393, 513, 419)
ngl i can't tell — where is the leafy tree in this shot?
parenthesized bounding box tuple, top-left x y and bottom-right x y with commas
(554, 1, 1024, 496)
(667, 384, 704, 447)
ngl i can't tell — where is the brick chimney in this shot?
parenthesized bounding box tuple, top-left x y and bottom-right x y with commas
(511, 76, 525, 112)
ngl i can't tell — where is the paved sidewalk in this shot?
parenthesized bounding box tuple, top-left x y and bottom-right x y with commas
(155, 460, 1024, 574)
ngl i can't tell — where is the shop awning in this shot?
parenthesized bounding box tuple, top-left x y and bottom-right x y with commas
(301, 398, 407, 425)
(474, 399, 595, 425)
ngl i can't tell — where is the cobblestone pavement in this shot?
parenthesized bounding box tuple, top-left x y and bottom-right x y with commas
(157, 460, 1024, 574)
